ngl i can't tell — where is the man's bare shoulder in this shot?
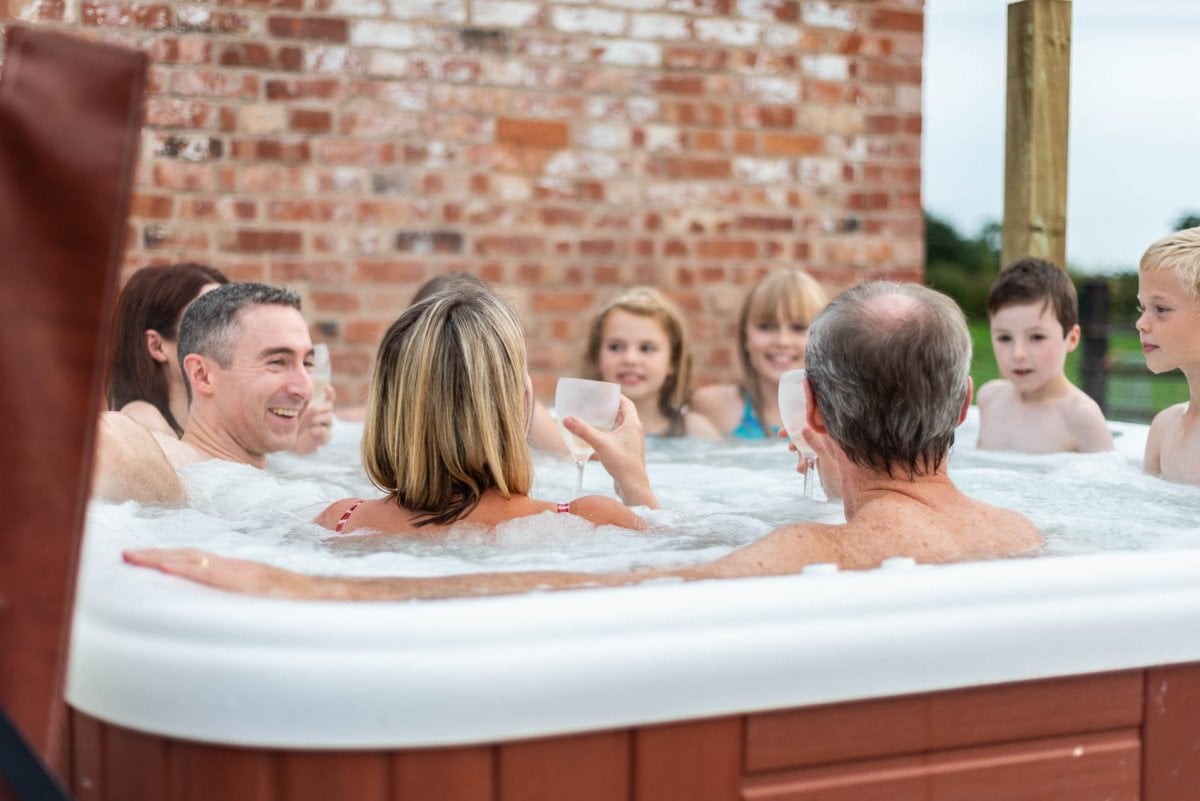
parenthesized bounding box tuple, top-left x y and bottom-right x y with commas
(842, 491, 1042, 565)
(693, 520, 843, 579)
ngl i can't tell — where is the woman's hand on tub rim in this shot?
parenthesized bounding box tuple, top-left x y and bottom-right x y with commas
(563, 395, 659, 509)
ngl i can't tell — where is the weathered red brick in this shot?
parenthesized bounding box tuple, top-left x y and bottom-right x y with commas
(356, 260, 426, 283)
(266, 78, 343, 101)
(762, 133, 823, 156)
(230, 139, 311, 163)
(270, 260, 353, 282)
(651, 75, 704, 95)
(656, 157, 731, 180)
(267, 15, 347, 42)
(864, 61, 921, 85)
(224, 229, 303, 253)
(219, 42, 302, 70)
(129, 193, 174, 220)
(289, 109, 332, 134)
(496, 118, 570, 149)
(144, 98, 209, 128)
(475, 236, 546, 257)
(343, 319, 391, 345)
(142, 225, 208, 250)
(531, 291, 594, 313)
(152, 162, 214, 192)
(311, 290, 360, 313)
(871, 8, 922, 33)
(81, 0, 171, 28)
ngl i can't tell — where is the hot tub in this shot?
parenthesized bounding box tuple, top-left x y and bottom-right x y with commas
(66, 414, 1200, 799)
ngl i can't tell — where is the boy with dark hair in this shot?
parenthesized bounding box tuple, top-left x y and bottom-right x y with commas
(976, 257, 1113, 453)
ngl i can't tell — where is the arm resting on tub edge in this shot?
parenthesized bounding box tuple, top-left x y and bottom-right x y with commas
(120, 523, 843, 602)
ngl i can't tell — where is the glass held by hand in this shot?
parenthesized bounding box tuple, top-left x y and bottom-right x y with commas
(554, 377, 621, 499)
(778, 368, 818, 498)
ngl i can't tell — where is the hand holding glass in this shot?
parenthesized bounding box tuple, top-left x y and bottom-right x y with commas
(311, 343, 332, 402)
(555, 378, 621, 499)
(778, 368, 817, 498)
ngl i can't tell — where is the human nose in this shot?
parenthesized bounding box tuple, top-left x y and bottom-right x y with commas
(1135, 310, 1150, 333)
(290, 364, 313, 401)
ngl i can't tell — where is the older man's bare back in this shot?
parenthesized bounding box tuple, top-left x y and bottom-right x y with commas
(689, 484, 1043, 582)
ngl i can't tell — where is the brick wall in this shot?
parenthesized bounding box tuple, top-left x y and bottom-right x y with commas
(0, 0, 924, 405)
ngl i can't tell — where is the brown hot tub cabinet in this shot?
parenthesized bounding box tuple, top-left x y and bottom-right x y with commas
(70, 665, 1200, 801)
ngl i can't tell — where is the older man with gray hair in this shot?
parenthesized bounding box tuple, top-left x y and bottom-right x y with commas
(126, 281, 1043, 599)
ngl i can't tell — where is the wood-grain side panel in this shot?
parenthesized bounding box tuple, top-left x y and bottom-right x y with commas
(279, 751, 389, 801)
(635, 716, 741, 801)
(1143, 663, 1200, 801)
(393, 746, 494, 801)
(743, 729, 1140, 801)
(499, 729, 630, 801)
(746, 671, 1143, 772)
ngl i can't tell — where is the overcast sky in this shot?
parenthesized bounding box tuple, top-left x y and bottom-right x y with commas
(922, 1, 1200, 274)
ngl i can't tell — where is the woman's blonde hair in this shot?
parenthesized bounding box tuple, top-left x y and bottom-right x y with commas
(362, 285, 533, 525)
(737, 269, 828, 436)
(583, 287, 694, 437)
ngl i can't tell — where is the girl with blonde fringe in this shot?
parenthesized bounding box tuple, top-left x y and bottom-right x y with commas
(691, 270, 828, 439)
(317, 284, 658, 536)
(583, 287, 719, 440)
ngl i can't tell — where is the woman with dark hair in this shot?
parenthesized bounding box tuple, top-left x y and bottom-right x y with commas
(107, 263, 228, 437)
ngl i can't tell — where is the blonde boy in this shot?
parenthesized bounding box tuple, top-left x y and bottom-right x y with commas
(976, 257, 1113, 453)
(1138, 227, 1200, 483)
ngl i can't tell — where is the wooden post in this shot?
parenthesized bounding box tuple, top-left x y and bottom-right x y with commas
(1002, 0, 1072, 269)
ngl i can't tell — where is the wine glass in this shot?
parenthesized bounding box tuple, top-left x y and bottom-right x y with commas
(311, 343, 331, 403)
(778, 368, 817, 498)
(554, 377, 621, 500)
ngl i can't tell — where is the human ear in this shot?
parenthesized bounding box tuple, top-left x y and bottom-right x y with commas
(1064, 323, 1082, 352)
(183, 354, 215, 397)
(958, 377, 974, 426)
(144, 329, 170, 363)
(804, 379, 826, 434)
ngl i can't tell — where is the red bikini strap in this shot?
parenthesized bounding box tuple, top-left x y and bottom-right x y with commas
(335, 499, 365, 533)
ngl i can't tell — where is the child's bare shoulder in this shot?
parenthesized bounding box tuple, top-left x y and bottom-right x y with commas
(975, 378, 1011, 407)
(1061, 385, 1114, 451)
(1149, 402, 1188, 434)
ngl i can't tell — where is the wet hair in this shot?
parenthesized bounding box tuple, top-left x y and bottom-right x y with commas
(411, 271, 488, 305)
(583, 287, 694, 438)
(106, 263, 229, 436)
(177, 282, 302, 376)
(1140, 227, 1200, 300)
(805, 281, 971, 479)
(362, 285, 533, 526)
(986, 256, 1078, 335)
(737, 270, 828, 436)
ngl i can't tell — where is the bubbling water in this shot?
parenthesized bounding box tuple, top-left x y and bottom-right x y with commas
(83, 409, 1200, 583)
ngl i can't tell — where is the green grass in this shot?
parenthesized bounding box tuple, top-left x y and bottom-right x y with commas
(967, 318, 1189, 423)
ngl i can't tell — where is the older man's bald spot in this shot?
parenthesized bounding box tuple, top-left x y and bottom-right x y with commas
(861, 291, 924, 329)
